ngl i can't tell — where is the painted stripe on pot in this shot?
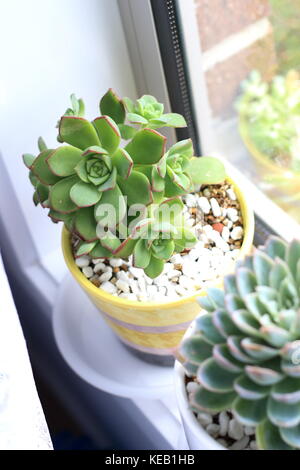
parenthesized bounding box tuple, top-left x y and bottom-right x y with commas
(119, 335, 176, 356)
(101, 309, 192, 333)
(106, 318, 186, 351)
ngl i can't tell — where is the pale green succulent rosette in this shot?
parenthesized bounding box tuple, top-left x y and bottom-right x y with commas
(131, 197, 197, 278)
(180, 236, 300, 450)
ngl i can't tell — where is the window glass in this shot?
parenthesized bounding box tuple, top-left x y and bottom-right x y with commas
(180, 0, 300, 224)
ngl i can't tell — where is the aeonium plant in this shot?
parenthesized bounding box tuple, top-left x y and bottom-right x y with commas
(23, 89, 226, 278)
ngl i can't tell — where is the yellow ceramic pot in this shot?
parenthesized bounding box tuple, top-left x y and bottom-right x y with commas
(239, 118, 300, 221)
(62, 176, 254, 361)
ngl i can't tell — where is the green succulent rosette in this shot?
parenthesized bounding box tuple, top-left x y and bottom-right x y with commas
(23, 88, 226, 277)
(180, 236, 300, 450)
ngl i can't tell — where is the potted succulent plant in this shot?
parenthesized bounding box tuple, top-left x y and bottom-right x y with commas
(23, 90, 254, 364)
(237, 70, 300, 222)
(176, 236, 300, 450)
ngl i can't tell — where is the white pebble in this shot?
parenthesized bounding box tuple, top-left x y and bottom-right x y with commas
(129, 279, 140, 295)
(210, 198, 222, 217)
(116, 270, 130, 282)
(158, 286, 167, 297)
(221, 226, 230, 242)
(227, 208, 238, 222)
(182, 259, 199, 277)
(215, 238, 230, 253)
(244, 426, 255, 436)
(202, 224, 213, 235)
(229, 436, 249, 450)
(167, 269, 181, 280)
(197, 196, 211, 214)
(186, 381, 199, 394)
(227, 220, 233, 229)
(185, 194, 197, 207)
(129, 266, 143, 278)
(228, 419, 244, 440)
(170, 253, 182, 264)
(231, 226, 244, 241)
(163, 262, 173, 274)
(103, 265, 112, 273)
(154, 275, 169, 287)
(100, 281, 117, 294)
(109, 258, 123, 267)
(137, 277, 147, 292)
(75, 256, 90, 268)
(203, 188, 211, 197)
(147, 285, 158, 297)
(208, 229, 222, 244)
(116, 279, 130, 293)
(175, 284, 188, 297)
(219, 411, 229, 437)
(93, 262, 106, 273)
(179, 275, 192, 289)
(206, 423, 220, 437)
(226, 188, 237, 200)
(99, 270, 112, 282)
(82, 266, 94, 278)
(197, 412, 213, 427)
(187, 249, 199, 262)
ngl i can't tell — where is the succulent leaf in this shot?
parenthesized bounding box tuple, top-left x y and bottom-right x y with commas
(94, 184, 126, 229)
(233, 397, 267, 426)
(279, 424, 300, 449)
(93, 116, 121, 154)
(23, 153, 35, 169)
(49, 175, 79, 213)
(70, 180, 102, 208)
(133, 238, 151, 269)
(234, 375, 271, 400)
(180, 336, 213, 365)
(38, 136, 48, 152)
(187, 157, 226, 185)
(190, 387, 236, 414)
(125, 129, 166, 164)
(118, 124, 137, 140)
(197, 358, 239, 393)
(76, 240, 98, 257)
(74, 207, 97, 242)
(31, 150, 61, 186)
(59, 116, 100, 149)
(117, 170, 152, 207)
(144, 255, 164, 279)
(100, 89, 125, 124)
(256, 420, 294, 450)
(46, 146, 83, 177)
(111, 148, 133, 179)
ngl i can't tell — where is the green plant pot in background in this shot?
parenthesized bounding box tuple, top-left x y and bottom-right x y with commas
(237, 70, 300, 223)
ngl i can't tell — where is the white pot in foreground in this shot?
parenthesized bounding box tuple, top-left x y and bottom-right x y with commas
(174, 360, 225, 450)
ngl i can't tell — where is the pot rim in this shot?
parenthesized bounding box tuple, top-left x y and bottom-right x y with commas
(61, 174, 254, 310)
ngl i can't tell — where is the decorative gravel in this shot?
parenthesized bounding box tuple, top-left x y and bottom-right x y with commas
(186, 381, 257, 450)
(74, 181, 244, 302)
